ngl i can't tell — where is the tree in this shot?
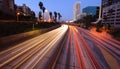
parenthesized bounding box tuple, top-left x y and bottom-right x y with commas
(58, 13, 62, 22)
(42, 6, 46, 21)
(30, 11, 36, 21)
(31, 11, 35, 18)
(49, 12, 52, 19)
(14, 4, 17, 11)
(96, 20, 103, 32)
(39, 11, 42, 21)
(83, 15, 93, 28)
(54, 11, 57, 22)
(39, 2, 46, 22)
(39, 2, 43, 9)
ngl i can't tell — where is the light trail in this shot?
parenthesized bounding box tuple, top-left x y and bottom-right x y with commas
(77, 26, 120, 69)
(72, 26, 102, 69)
(77, 27, 120, 62)
(0, 24, 119, 69)
(54, 25, 116, 69)
(0, 25, 68, 68)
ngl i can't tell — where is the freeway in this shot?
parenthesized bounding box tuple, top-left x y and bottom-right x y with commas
(0, 25, 68, 69)
(0, 25, 120, 69)
(53, 25, 120, 69)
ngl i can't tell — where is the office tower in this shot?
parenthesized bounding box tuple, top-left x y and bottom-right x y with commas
(82, 6, 99, 18)
(73, 2, 80, 21)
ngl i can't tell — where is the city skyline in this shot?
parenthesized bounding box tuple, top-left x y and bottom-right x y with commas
(15, 0, 101, 21)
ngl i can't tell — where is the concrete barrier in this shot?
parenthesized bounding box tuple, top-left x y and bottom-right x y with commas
(0, 25, 61, 49)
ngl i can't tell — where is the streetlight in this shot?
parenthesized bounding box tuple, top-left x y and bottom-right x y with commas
(17, 12, 20, 22)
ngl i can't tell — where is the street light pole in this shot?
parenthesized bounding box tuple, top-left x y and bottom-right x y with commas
(17, 12, 20, 22)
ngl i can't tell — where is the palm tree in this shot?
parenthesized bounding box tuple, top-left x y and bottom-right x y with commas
(54, 11, 57, 22)
(49, 12, 52, 22)
(58, 13, 62, 22)
(39, 2, 43, 9)
(42, 6, 46, 21)
(39, 2, 46, 22)
(49, 12, 52, 19)
(39, 11, 42, 21)
(39, 2, 43, 22)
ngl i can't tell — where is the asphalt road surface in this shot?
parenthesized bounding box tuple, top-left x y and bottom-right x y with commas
(0, 25, 120, 69)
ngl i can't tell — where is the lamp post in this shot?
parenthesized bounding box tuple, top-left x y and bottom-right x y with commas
(17, 12, 20, 22)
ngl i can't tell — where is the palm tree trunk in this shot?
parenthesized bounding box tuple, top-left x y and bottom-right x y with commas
(43, 13, 44, 22)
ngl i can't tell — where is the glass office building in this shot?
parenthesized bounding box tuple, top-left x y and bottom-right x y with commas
(82, 6, 99, 18)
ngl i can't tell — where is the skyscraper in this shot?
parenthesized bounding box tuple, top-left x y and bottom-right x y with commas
(82, 6, 99, 18)
(73, 2, 80, 21)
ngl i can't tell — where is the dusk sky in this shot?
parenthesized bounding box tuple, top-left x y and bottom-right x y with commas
(15, 0, 101, 21)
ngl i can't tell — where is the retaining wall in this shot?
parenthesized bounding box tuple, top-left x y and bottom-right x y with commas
(0, 25, 61, 50)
